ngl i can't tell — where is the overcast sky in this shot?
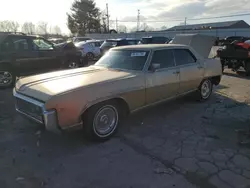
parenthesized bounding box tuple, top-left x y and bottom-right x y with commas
(0, 0, 250, 33)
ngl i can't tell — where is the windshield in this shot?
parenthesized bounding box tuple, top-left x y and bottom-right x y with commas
(101, 40, 118, 48)
(95, 50, 149, 71)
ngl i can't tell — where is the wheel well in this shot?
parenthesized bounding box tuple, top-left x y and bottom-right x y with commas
(211, 76, 221, 86)
(81, 98, 130, 119)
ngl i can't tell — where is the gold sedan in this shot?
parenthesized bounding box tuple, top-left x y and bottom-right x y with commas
(14, 42, 222, 140)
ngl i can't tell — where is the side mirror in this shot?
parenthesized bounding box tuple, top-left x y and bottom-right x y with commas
(149, 63, 161, 72)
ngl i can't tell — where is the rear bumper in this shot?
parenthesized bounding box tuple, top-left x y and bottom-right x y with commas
(13, 90, 60, 132)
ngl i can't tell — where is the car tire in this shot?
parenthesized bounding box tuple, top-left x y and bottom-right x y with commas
(197, 79, 213, 101)
(245, 62, 250, 76)
(67, 60, 79, 69)
(0, 70, 16, 89)
(83, 101, 121, 141)
(86, 52, 94, 61)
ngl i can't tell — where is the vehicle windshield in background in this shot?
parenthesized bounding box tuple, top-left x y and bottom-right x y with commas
(95, 50, 149, 71)
(141, 38, 152, 44)
(74, 41, 86, 48)
(101, 40, 118, 48)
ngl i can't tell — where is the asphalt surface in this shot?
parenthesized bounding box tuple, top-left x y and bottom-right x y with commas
(0, 69, 250, 188)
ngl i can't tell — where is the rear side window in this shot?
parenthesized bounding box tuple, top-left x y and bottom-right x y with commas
(127, 40, 138, 45)
(174, 49, 196, 66)
(151, 49, 175, 69)
(0, 38, 13, 52)
(12, 37, 29, 51)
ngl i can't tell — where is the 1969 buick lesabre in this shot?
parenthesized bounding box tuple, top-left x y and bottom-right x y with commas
(13, 34, 222, 140)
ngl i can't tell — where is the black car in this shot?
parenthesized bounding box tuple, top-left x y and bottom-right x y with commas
(100, 38, 140, 54)
(0, 32, 87, 88)
(220, 36, 250, 46)
(140, 36, 170, 44)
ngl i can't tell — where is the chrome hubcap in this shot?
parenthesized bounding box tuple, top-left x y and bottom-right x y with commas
(0, 71, 13, 86)
(68, 62, 78, 68)
(93, 105, 118, 137)
(201, 80, 211, 99)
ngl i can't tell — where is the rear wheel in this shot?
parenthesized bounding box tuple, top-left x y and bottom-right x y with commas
(197, 79, 213, 101)
(245, 62, 250, 76)
(86, 52, 94, 61)
(0, 71, 15, 88)
(83, 101, 121, 141)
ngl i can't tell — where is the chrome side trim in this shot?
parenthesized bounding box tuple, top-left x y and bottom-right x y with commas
(131, 89, 197, 113)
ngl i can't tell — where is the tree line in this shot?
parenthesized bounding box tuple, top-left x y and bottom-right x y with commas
(0, 20, 62, 35)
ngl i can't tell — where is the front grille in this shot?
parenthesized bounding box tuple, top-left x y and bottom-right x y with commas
(16, 98, 43, 122)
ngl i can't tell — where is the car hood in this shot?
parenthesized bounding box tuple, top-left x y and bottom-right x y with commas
(15, 66, 136, 102)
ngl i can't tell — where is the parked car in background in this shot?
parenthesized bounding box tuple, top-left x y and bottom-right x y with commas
(0, 32, 86, 88)
(140, 36, 170, 44)
(217, 39, 250, 74)
(100, 38, 140, 54)
(72, 37, 93, 43)
(13, 34, 222, 140)
(75, 40, 103, 60)
(219, 36, 250, 46)
(48, 38, 65, 44)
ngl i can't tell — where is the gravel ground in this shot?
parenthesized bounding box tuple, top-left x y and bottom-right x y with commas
(0, 70, 250, 188)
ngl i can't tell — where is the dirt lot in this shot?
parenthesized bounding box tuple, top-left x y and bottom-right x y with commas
(1, 70, 250, 188)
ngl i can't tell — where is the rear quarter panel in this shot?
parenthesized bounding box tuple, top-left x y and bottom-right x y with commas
(204, 58, 222, 78)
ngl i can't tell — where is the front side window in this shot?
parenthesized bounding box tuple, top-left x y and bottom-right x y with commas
(12, 37, 29, 51)
(174, 49, 196, 66)
(151, 49, 175, 69)
(95, 50, 149, 71)
(32, 38, 53, 50)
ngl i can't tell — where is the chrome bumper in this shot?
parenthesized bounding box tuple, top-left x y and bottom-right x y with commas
(13, 90, 59, 132)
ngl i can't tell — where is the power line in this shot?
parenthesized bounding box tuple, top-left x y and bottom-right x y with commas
(110, 12, 250, 23)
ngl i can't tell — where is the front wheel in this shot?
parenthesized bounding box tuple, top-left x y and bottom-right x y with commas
(83, 101, 121, 141)
(0, 71, 15, 88)
(197, 79, 213, 101)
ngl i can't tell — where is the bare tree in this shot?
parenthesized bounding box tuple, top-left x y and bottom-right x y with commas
(118, 24, 127, 33)
(22, 22, 35, 34)
(52, 25, 62, 35)
(161, 26, 167, 30)
(36, 21, 48, 35)
(0, 20, 19, 32)
(141, 23, 154, 31)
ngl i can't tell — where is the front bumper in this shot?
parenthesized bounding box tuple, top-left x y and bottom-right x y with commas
(13, 90, 59, 132)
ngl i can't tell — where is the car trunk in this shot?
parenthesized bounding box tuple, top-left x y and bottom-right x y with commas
(171, 34, 216, 59)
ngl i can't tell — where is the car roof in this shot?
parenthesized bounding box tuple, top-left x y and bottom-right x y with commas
(107, 38, 138, 41)
(112, 44, 188, 50)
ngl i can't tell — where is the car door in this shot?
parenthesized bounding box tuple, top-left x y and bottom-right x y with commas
(11, 36, 41, 75)
(146, 49, 180, 104)
(173, 49, 204, 94)
(31, 38, 61, 73)
(93, 42, 101, 56)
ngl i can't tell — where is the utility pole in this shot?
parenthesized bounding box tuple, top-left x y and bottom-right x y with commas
(106, 3, 110, 33)
(184, 17, 187, 33)
(137, 9, 140, 31)
(116, 17, 118, 32)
